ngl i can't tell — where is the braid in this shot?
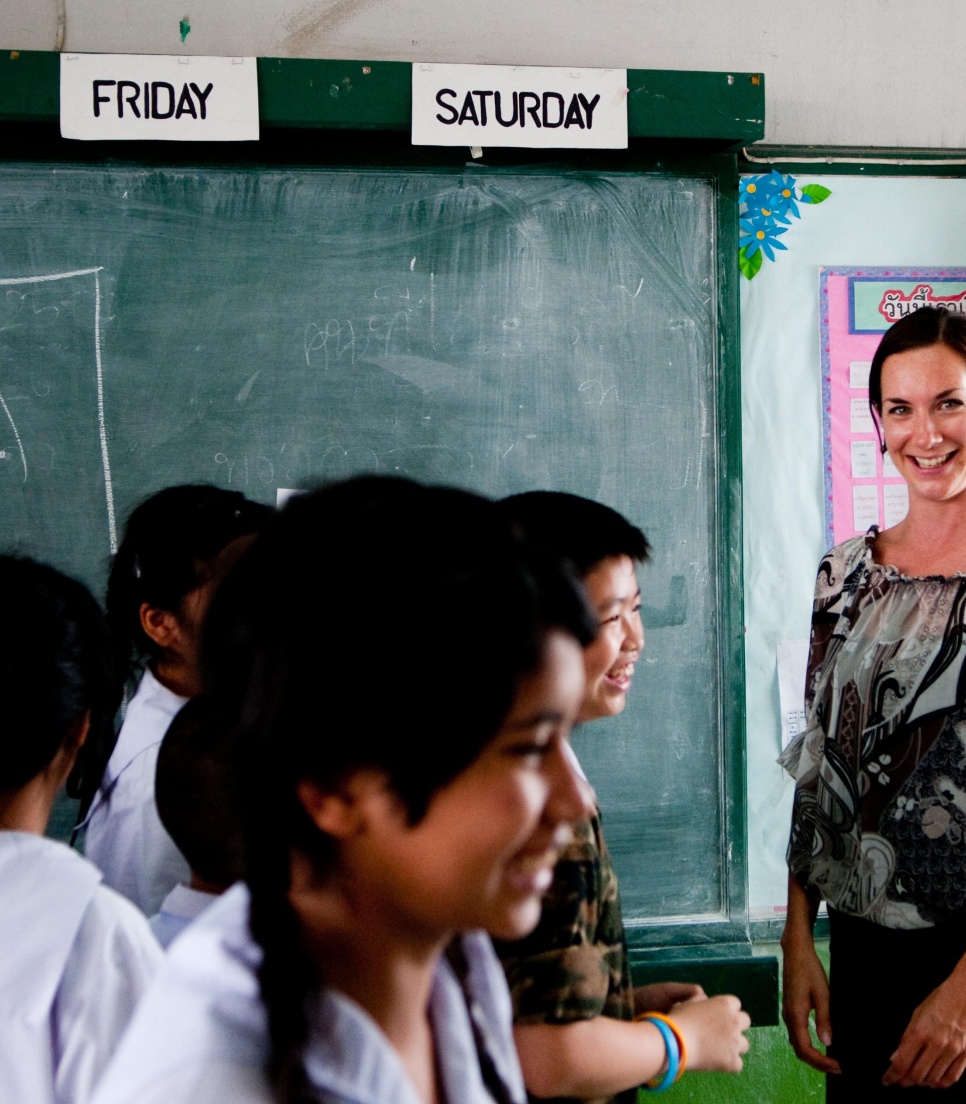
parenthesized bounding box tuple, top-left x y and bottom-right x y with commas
(247, 829, 319, 1104)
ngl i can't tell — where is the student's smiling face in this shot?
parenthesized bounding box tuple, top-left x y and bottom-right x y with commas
(880, 344, 966, 507)
(578, 555, 644, 723)
(310, 630, 592, 944)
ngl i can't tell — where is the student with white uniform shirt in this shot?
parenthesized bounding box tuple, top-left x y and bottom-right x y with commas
(150, 696, 244, 948)
(92, 476, 597, 1104)
(80, 485, 271, 915)
(0, 557, 162, 1104)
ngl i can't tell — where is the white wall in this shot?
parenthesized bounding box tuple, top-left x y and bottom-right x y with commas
(4, 0, 966, 148)
(741, 174, 966, 916)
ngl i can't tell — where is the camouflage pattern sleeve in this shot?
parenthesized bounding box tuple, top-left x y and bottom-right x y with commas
(493, 809, 634, 1026)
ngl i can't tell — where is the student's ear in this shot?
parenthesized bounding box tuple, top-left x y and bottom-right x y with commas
(139, 601, 181, 650)
(296, 771, 390, 838)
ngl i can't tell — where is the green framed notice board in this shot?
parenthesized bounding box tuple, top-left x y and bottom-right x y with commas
(0, 53, 776, 1020)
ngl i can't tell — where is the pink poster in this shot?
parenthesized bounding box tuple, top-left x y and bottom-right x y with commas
(820, 267, 966, 548)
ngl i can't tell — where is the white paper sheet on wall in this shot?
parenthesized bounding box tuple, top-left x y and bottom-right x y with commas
(777, 639, 809, 750)
(850, 439, 877, 479)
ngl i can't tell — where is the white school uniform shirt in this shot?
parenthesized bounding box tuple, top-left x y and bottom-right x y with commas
(82, 668, 190, 915)
(150, 883, 219, 949)
(92, 883, 527, 1104)
(0, 832, 163, 1104)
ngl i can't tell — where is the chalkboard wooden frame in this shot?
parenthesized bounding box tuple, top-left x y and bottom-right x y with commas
(0, 67, 774, 1017)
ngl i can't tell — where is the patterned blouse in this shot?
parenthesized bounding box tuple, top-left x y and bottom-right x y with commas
(781, 528, 966, 930)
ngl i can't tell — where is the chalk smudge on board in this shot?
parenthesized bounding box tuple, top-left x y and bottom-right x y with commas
(236, 368, 261, 402)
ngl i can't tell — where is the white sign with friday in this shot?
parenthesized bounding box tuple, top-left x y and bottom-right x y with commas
(60, 54, 259, 141)
(412, 63, 628, 149)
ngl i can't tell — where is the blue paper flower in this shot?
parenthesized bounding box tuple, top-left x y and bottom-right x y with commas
(739, 214, 788, 261)
(741, 171, 797, 222)
(736, 172, 830, 278)
(762, 170, 802, 220)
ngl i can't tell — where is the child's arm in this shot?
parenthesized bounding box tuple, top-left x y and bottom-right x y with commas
(514, 994, 750, 1100)
(633, 981, 705, 1015)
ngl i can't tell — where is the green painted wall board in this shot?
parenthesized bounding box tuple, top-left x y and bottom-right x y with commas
(0, 148, 748, 941)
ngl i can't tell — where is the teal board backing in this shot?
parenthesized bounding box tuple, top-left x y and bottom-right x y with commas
(0, 155, 745, 943)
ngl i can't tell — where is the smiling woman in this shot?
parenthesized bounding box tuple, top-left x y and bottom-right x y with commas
(780, 307, 966, 1101)
(876, 343, 966, 515)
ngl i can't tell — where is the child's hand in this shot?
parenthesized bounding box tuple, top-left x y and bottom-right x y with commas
(671, 994, 751, 1073)
(633, 981, 706, 1015)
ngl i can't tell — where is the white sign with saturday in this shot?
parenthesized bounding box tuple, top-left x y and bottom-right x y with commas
(60, 54, 259, 141)
(412, 63, 628, 150)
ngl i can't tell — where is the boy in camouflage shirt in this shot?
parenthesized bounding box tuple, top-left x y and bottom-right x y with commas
(494, 492, 747, 1103)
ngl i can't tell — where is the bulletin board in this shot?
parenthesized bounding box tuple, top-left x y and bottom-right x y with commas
(821, 268, 966, 548)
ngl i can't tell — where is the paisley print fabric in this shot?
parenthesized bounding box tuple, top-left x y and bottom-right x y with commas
(781, 529, 966, 929)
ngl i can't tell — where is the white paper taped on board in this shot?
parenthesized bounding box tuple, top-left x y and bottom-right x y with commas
(60, 54, 259, 141)
(853, 484, 879, 530)
(849, 360, 872, 389)
(777, 639, 809, 751)
(411, 63, 628, 150)
(850, 440, 878, 479)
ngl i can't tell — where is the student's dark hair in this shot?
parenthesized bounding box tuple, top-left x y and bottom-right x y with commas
(869, 306, 966, 449)
(499, 490, 650, 577)
(202, 475, 595, 1104)
(105, 484, 272, 692)
(0, 556, 117, 817)
(155, 696, 244, 889)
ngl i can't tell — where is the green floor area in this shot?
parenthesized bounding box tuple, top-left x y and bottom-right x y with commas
(639, 941, 828, 1104)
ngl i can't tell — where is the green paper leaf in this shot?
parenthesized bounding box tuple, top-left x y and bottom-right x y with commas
(739, 244, 763, 280)
(800, 183, 832, 205)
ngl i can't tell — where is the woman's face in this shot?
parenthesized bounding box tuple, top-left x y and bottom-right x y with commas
(328, 630, 592, 944)
(880, 343, 966, 507)
(578, 554, 644, 723)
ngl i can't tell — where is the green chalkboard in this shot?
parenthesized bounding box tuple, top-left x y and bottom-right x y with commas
(0, 153, 744, 944)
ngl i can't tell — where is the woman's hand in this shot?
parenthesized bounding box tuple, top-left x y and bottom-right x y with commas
(781, 874, 841, 1075)
(883, 962, 966, 1088)
(780, 934, 840, 1074)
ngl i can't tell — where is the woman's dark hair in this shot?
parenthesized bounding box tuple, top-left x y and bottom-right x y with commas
(105, 484, 273, 693)
(0, 556, 117, 818)
(869, 306, 966, 449)
(202, 475, 595, 1104)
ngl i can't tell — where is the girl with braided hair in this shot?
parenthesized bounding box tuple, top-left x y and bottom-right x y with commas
(92, 475, 596, 1104)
